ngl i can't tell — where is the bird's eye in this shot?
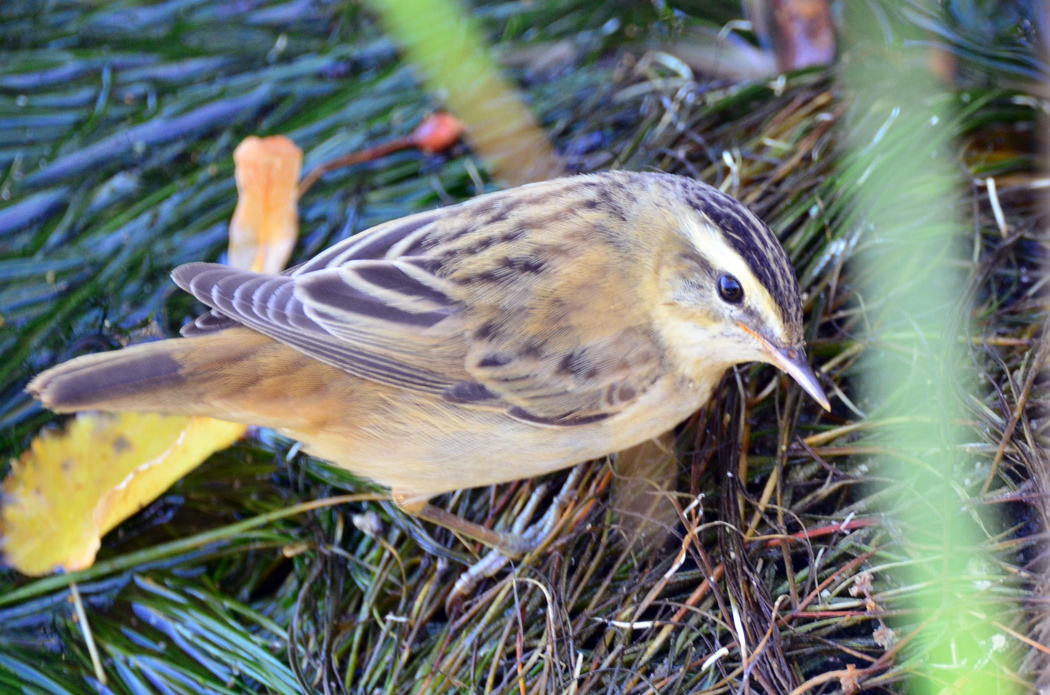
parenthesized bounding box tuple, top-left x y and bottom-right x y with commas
(717, 274, 744, 304)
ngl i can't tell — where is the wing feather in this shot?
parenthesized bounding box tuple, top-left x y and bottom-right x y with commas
(172, 263, 457, 392)
(173, 173, 670, 425)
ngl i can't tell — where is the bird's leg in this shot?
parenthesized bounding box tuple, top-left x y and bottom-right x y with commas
(445, 468, 583, 608)
(395, 467, 583, 558)
(393, 493, 534, 558)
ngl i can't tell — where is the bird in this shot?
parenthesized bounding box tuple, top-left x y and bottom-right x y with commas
(28, 171, 829, 555)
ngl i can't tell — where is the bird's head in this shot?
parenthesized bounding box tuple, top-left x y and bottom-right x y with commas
(649, 175, 830, 411)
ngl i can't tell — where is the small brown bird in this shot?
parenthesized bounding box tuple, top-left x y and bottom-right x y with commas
(28, 171, 828, 553)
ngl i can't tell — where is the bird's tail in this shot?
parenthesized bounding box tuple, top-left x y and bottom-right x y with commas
(30, 340, 188, 414)
(27, 328, 279, 420)
(29, 326, 362, 443)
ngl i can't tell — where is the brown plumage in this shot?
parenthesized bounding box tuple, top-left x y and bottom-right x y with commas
(29, 171, 828, 548)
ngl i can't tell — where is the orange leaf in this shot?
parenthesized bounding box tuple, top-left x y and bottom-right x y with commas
(228, 135, 303, 273)
(411, 112, 466, 155)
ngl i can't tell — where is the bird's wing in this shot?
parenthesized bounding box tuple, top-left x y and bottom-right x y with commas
(449, 229, 666, 426)
(179, 208, 447, 338)
(174, 175, 667, 425)
(173, 206, 470, 393)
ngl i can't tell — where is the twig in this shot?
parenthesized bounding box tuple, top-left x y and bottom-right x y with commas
(982, 315, 1050, 494)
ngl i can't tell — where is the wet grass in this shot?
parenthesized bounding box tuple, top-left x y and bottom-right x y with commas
(1, 0, 1047, 692)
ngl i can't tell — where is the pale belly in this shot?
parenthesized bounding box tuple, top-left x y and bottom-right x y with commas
(291, 373, 717, 500)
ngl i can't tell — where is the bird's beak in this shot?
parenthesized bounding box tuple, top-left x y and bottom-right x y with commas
(766, 344, 831, 411)
(738, 323, 831, 411)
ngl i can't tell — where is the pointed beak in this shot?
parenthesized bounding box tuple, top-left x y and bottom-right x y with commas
(767, 344, 831, 411)
(738, 323, 831, 411)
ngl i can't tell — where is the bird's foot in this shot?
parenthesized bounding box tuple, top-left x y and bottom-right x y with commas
(445, 467, 582, 611)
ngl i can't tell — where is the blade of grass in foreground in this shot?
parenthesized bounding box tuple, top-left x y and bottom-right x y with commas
(845, 8, 1021, 694)
(364, 0, 564, 185)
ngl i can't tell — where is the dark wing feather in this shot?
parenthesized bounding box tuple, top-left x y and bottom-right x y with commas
(172, 262, 462, 393)
(181, 310, 237, 336)
(461, 313, 664, 426)
(181, 208, 444, 337)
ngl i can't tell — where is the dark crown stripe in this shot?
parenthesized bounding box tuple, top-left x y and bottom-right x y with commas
(669, 176, 802, 326)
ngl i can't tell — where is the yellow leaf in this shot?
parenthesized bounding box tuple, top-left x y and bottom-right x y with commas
(1, 412, 244, 576)
(4, 133, 301, 576)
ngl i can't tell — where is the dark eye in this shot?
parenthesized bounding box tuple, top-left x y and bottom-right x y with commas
(717, 274, 744, 304)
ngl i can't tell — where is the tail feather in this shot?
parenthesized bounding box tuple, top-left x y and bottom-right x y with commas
(28, 326, 359, 433)
(28, 340, 198, 414)
(28, 342, 186, 413)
